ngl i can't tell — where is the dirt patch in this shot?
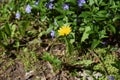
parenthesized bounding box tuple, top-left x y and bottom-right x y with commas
(0, 59, 25, 80)
(0, 58, 79, 80)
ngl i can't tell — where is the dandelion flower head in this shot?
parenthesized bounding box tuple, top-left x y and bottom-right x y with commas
(58, 25, 71, 36)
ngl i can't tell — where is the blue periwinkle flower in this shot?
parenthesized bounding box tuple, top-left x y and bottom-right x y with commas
(15, 12, 20, 19)
(25, 4, 32, 13)
(46, 2, 54, 9)
(35, 1, 39, 5)
(35, 0, 39, 5)
(77, 0, 86, 7)
(50, 30, 55, 38)
(107, 76, 114, 80)
(63, 3, 69, 10)
(101, 41, 107, 47)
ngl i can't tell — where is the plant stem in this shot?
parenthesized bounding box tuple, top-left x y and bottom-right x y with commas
(65, 36, 71, 55)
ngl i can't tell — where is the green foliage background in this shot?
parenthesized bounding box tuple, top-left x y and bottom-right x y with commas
(0, 0, 120, 79)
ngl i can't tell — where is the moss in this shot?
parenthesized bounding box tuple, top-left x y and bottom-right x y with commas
(93, 53, 119, 74)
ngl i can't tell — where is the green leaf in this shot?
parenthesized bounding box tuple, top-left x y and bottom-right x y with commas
(41, 16, 47, 21)
(42, 52, 52, 62)
(4, 23, 11, 37)
(11, 24, 16, 38)
(98, 0, 103, 5)
(96, 10, 107, 17)
(94, 0, 98, 5)
(81, 26, 91, 42)
(74, 60, 93, 67)
(91, 39, 100, 49)
(79, 11, 92, 18)
(89, 0, 94, 6)
(1, 31, 8, 45)
(113, 15, 120, 22)
(109, 25, 116, 34)
(42, 52, 61, 65)
(46, 25, 53, 34)
(19, 26, 25, 36)
(38, 31, 46, 37)
(99, 30, 107, 39)
(69, 32, 75, 44)
(38, 25, 53, 37)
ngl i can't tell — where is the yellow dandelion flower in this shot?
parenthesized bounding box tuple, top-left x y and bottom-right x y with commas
(58, 25, 71, 36)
